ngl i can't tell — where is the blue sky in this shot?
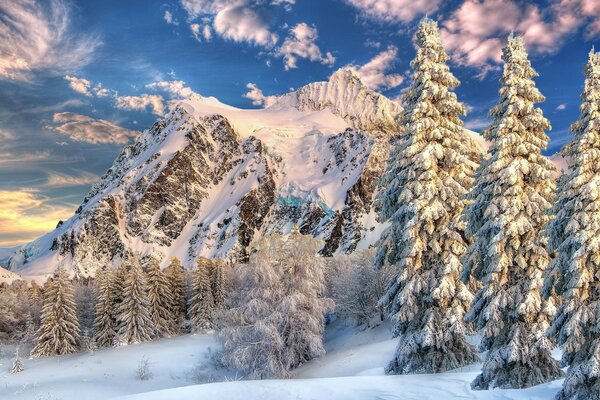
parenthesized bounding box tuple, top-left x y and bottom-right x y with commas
(0, 0, 599, 246)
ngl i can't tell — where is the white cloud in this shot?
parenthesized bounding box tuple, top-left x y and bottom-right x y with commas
(180, 0, 285, 48)
(440, 0, 600, 75)
(348, 46, 404, 90)
(214, 4, 278, 47)
(115, 94, 165, 116)
(464, 117, 491, 131)
(146, 80, 196, 99)
(0, 0, 100, 81)
(164, 10, 179, 25)
(45, 171, 100, 187)
(64, 75, 93, 96)
(52, 112, 140, 144)
(94, 85, 111, 97)
(243, 82, 277, 107)
(556, 103, 567, 111)
(345, 0, 441, 23)
(191, 23, 212, 41)
(277, 23, 335, 70)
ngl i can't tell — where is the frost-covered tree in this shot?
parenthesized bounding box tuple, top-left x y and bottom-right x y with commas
(165, 257, 186, 332)
(374, 18, 478, 374)
(147, 259, 174, 338)
(219, 229, 331, 378)
(211, 260, 227, 309)
(545, 48, 600, 400)
(188, 258, 214, 332)
(276, 226, 332, 369)
(31, 266, 80, 357)
(115, 260, 153, 345)
(462, 34, 562, 390)
(11, 348, 23, 374)
(93, 266, 118, 347)
(326, 249, 393, 325)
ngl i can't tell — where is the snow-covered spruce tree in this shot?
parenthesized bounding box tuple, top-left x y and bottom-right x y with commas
(93, 266, 118, 347)
(188, 257, 214, 332)
(545, 48, 600, 400)
(374, 18, 478, 374)
(276, 226, 333, 370)
(463, 34, 562, 390)
(147, 259, 174, 338)
(31, 266, 80, 357)
(165, 257, 186, 333)
(11, 348, 23, 374)
(211, 259, 227, 309)
(115, 260, 153, 345)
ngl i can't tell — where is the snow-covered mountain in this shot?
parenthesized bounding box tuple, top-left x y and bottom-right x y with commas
(6, 69, 484, 279)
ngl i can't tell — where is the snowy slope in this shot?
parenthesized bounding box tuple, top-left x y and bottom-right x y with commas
(6, 69, 485, 279)
(0, 322, 563, 400)
(0, 266, 21, 284)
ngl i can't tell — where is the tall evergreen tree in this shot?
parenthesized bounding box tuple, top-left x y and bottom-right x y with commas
(93, 266, 118, 347)
(147, 259, 174, 338)
(211, 259, 227, 309)
(463, 34, 562, 390)
(188, 258, 214, 332)
(115, 260, 153, 345)
(374, 18, 478, 374)
(165, 257, 185, 332)
(545, 48, 600, 400)
(31, 266, 80, 357)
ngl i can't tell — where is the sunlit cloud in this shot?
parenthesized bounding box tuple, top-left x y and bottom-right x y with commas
(115, 94, 165, 116)
(243, 82, 277, 107)
(345, 0, 441, 23)
(0, 189, 76, 246)
(347, 46, 404, 90)
(64, 75, 93, 96)
(0, 0, 100, 82)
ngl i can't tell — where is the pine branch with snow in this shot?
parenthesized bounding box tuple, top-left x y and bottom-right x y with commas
(374, 18, 479, 375)
(463, 34, 562, 390)
(545, 48, 600, 400)
(31, 266, 80, 357)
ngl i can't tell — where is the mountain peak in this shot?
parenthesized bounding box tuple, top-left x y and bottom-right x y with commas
(272, 69, 401, 134)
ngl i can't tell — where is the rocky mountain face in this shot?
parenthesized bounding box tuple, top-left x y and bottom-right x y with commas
(6, 69, 483, 279)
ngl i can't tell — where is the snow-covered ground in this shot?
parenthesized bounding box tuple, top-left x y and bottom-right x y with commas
(0, 321, 564, 400)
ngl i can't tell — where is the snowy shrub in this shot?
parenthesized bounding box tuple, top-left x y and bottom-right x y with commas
(135, 356, 152, 381)
(218, 227, 332, 379)
(325, 249, 393, 326)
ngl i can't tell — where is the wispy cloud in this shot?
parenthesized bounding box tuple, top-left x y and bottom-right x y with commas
(44, 171, 100, 187)
(146, 80, 196, 99)
(52, 112, 140, 144)
(556, 103, 567, 111)
(0, 189, 76, 246)
(64, 75, 93, 96)
(164, 10, 179, 25)
(277, 23, 335, 70)
(0, 0, 100, 82)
